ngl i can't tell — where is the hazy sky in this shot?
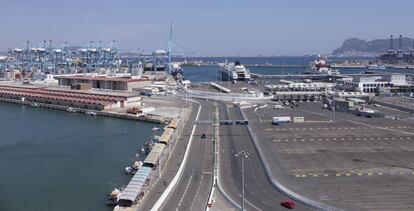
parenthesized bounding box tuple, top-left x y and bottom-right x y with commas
(1, 0, 413, 55)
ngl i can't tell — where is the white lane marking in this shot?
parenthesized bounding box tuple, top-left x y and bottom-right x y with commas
(176, 174, 193, 211)
(189, 175, 204, 211)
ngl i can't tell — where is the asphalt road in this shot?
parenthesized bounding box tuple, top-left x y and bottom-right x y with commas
(137, 101, 200, 211)
(217, 102, 311, 211)
(160, 99, 214, 211)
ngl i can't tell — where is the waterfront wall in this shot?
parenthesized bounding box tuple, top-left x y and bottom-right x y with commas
(0, 97, 166, 124)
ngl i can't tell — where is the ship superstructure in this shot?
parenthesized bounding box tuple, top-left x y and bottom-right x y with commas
(219, 60, 251, 81)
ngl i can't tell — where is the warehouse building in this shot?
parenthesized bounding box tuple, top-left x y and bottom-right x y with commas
(336, 74, 408, 93)
(0, 85, 141, 110)
(56, 75, 152, 91)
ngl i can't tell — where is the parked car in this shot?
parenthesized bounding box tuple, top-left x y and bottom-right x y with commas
(201, 133, 206, 139)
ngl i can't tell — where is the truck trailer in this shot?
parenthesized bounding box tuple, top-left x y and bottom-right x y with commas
(272, 116, 291, 125)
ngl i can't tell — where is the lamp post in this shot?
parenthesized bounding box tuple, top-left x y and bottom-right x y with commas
(235, 150, 249, 211)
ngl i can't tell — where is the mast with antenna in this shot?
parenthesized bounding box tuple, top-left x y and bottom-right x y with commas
(168, 22, 173, 74)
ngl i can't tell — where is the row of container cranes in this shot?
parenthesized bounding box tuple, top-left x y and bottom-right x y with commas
(379, 35, 414, 65)
(8, 40, 121, 73)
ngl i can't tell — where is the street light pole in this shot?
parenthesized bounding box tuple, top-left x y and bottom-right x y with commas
(235, 150, 249, 211)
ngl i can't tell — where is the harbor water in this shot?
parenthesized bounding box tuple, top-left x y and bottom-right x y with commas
(0, 103, 158, 211)
(181, 57, 414, 82)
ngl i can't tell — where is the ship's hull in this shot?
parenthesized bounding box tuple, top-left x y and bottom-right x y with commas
(219, 68, 237, 81)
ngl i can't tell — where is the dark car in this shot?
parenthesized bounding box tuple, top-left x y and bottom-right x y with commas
(280, 200, 295, 209)
(201, 133, 206, 139)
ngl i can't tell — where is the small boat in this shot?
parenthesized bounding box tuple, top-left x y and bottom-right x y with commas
(125, 161, 143, 175)
(133, 161, 143, 169)
(85, 111, 97, 116)
(106, 188, 121, 206)
(152, 127, 160, 131)
(140, 147, 146, 154)
(367, 64, 387, 70)
(125, 166, 137, 175)
(144, 141, 153, 154)
(66, 107, 76, 113)
(30, 102, 39, 108)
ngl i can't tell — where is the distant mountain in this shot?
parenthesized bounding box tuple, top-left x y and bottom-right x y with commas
(333, 37, 413, 57)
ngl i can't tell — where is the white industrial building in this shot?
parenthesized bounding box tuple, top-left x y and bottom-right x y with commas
(265, 82, 334, 91)
(336, 74, 407, 93)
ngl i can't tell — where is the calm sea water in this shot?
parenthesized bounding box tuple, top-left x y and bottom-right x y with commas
(0, 103, 157, 211)
(181, 57, 414, 82)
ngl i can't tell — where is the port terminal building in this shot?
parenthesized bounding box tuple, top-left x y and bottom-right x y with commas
(336, 74, 408, 93)
(0, 84, 141, 110)
(56, 75, 152, 91)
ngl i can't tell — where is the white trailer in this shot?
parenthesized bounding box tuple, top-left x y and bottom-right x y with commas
(272, 116, 291, 125)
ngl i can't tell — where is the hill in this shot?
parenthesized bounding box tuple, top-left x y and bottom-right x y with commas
(333, 37, 413, 57)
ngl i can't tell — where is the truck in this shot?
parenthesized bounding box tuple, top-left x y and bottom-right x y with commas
(272, 116, 291, 125)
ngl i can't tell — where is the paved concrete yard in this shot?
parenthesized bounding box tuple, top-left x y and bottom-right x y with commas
(244, 101, 414, 210)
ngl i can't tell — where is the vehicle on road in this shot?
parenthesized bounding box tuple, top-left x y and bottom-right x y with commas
(280, 200, 295, 209)
(274, 105, 284, 109)
(272, 116, 291, 125)
(201, 133, 206, 139)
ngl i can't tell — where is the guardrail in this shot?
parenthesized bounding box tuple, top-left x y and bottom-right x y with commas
(237, 106, 342, 211)
(150, 99, 202, 211)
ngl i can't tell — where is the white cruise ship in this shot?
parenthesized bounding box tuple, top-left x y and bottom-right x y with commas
(219, 60, 251, 81)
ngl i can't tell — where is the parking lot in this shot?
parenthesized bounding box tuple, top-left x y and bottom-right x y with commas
(245, 101, 414, 210)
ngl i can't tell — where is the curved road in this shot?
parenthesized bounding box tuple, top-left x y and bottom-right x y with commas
(160, 99, 214, 211)
(217, 102, 311, 211)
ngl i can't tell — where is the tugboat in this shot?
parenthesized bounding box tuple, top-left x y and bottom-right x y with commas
(106, 188, 121, 206)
